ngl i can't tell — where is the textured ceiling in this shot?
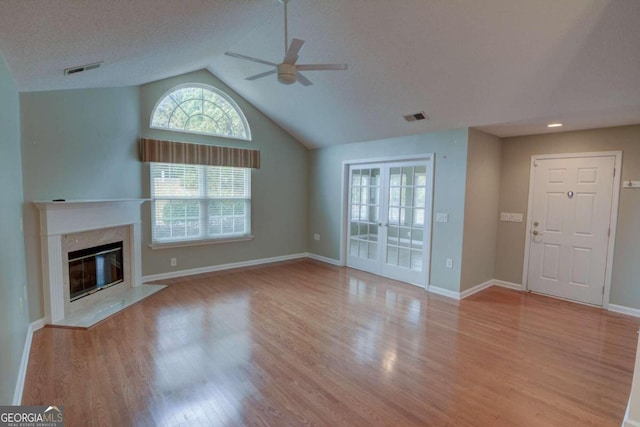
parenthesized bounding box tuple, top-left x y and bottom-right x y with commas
(0, 0, 639, 148)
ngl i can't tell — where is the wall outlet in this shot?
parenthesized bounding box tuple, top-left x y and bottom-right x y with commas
(436, 212, 449, 223)
(170, 258, 177, 267)
(314, 233, 320, 241)
(446, 258, 453, 269)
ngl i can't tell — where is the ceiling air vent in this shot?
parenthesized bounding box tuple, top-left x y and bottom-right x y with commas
(403, 111, 429, 122)
(64, 61, 103, 76)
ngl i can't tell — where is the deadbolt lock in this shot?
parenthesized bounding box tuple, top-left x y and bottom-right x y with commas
(533, 221, 539, 227)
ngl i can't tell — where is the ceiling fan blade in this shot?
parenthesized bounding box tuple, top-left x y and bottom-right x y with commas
(283, 38, 305, 64)
(296, 72, 313, 86)
(246, 69, 277, 81)
(224, 51, 278, 67)
(296, 64, 348, 71)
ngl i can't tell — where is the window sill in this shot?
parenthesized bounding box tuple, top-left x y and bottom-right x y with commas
(149, 235, 254, 250)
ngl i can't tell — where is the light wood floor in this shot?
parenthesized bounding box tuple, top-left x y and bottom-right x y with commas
(24, 260, 639, 426)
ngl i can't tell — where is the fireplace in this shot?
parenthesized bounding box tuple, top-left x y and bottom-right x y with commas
(34, 199, 166, 327)
(68, 241, 124, 301)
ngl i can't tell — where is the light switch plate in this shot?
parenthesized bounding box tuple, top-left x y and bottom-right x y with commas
(500, 212, 510, 221)
(509, 213, 523, 223)
(436, 212, 449, 223)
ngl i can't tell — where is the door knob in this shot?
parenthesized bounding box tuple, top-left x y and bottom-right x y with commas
(532, 230, 541, 236)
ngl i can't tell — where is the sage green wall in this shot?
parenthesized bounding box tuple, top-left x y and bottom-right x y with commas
(20, 87, 142, 320)
(140, 70, 308, 275)
(0, 52, 29, 404)
(309, 128, 468, 292)
(460, 129, 501, 292)
(496, 125, 640, 308)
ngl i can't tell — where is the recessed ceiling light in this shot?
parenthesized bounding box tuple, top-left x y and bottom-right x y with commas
(547, 122, 563, 128)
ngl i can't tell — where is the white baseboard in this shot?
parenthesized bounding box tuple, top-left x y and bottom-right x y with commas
(429, 279, 524, 301)
(427, 285, 461, 300)
(30, 318, 46, 331)
(13, 318, 46, 405)
(306, 253, 343, 266)
(142, 253, 309, 283)
(608, 304, 640, 318)
(482, 283, 640, 317)
(624, 417, 640, 427)
(624, 400, 640, 427)
(492, 280, 523, 291)
(459, 280, 495, 299)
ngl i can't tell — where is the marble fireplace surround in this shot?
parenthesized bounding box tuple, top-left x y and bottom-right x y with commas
(34, 199, 164, 327)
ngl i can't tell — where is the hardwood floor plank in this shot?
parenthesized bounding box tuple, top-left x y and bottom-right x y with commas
(23, 260, 639, 426)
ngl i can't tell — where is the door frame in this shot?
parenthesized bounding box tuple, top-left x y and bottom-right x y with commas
(340, 153, 435, 287)
(521, 151, 622, 308)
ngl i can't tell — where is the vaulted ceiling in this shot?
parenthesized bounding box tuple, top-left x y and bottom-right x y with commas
(1, 0, 638, 148)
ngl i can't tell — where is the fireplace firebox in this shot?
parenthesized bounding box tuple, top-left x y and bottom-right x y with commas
(68, 241, 124, 301)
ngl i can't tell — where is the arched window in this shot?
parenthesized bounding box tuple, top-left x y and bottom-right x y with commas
(150, 83, 251, 140)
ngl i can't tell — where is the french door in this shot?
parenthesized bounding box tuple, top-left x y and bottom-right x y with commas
(347, 159, 433, 287)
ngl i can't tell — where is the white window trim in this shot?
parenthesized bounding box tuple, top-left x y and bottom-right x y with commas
(150, 163, 252, 246)
(150, 82, 252, 141)
(149, 234, 254, 250)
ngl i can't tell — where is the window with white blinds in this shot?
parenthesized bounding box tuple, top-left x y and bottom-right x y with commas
(150, 163, 251, 244)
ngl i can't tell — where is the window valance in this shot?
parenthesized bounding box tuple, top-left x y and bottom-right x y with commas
(140, 138, 260, 169)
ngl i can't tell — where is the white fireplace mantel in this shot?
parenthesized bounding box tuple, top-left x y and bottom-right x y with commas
(34, 199, 148, 236)
(35, 199, 148, 324)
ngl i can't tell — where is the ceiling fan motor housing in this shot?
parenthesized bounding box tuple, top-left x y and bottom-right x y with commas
(278, 63, 297, 85)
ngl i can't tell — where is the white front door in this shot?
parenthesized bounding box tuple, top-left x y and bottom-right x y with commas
(526, 155, 616, 305)
(347, 160, 433, 287)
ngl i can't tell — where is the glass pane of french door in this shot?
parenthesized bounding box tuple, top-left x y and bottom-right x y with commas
(348, 167, 381, 266)
(385, 165, 427, 273)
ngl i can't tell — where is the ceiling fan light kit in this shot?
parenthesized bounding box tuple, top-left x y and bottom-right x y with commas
(278, 63, 297, 85)
(224, 0, 348, 86)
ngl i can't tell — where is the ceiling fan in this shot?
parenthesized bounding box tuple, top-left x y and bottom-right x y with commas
(224, 0, 348, 86)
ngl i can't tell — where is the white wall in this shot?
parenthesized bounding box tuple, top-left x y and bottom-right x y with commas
(309, 128, 468, 291)
(0, 51, 30, 404)
(496, 125, 640, 308)
(625, 332, 640, 426)
(19, 69, 310, 321)
(139, 70, 309, 276)
(460, 129, 501, 291)
(20, 87, 142, 320)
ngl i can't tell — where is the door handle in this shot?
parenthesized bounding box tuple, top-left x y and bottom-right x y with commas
(532, 230, 543, 236)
